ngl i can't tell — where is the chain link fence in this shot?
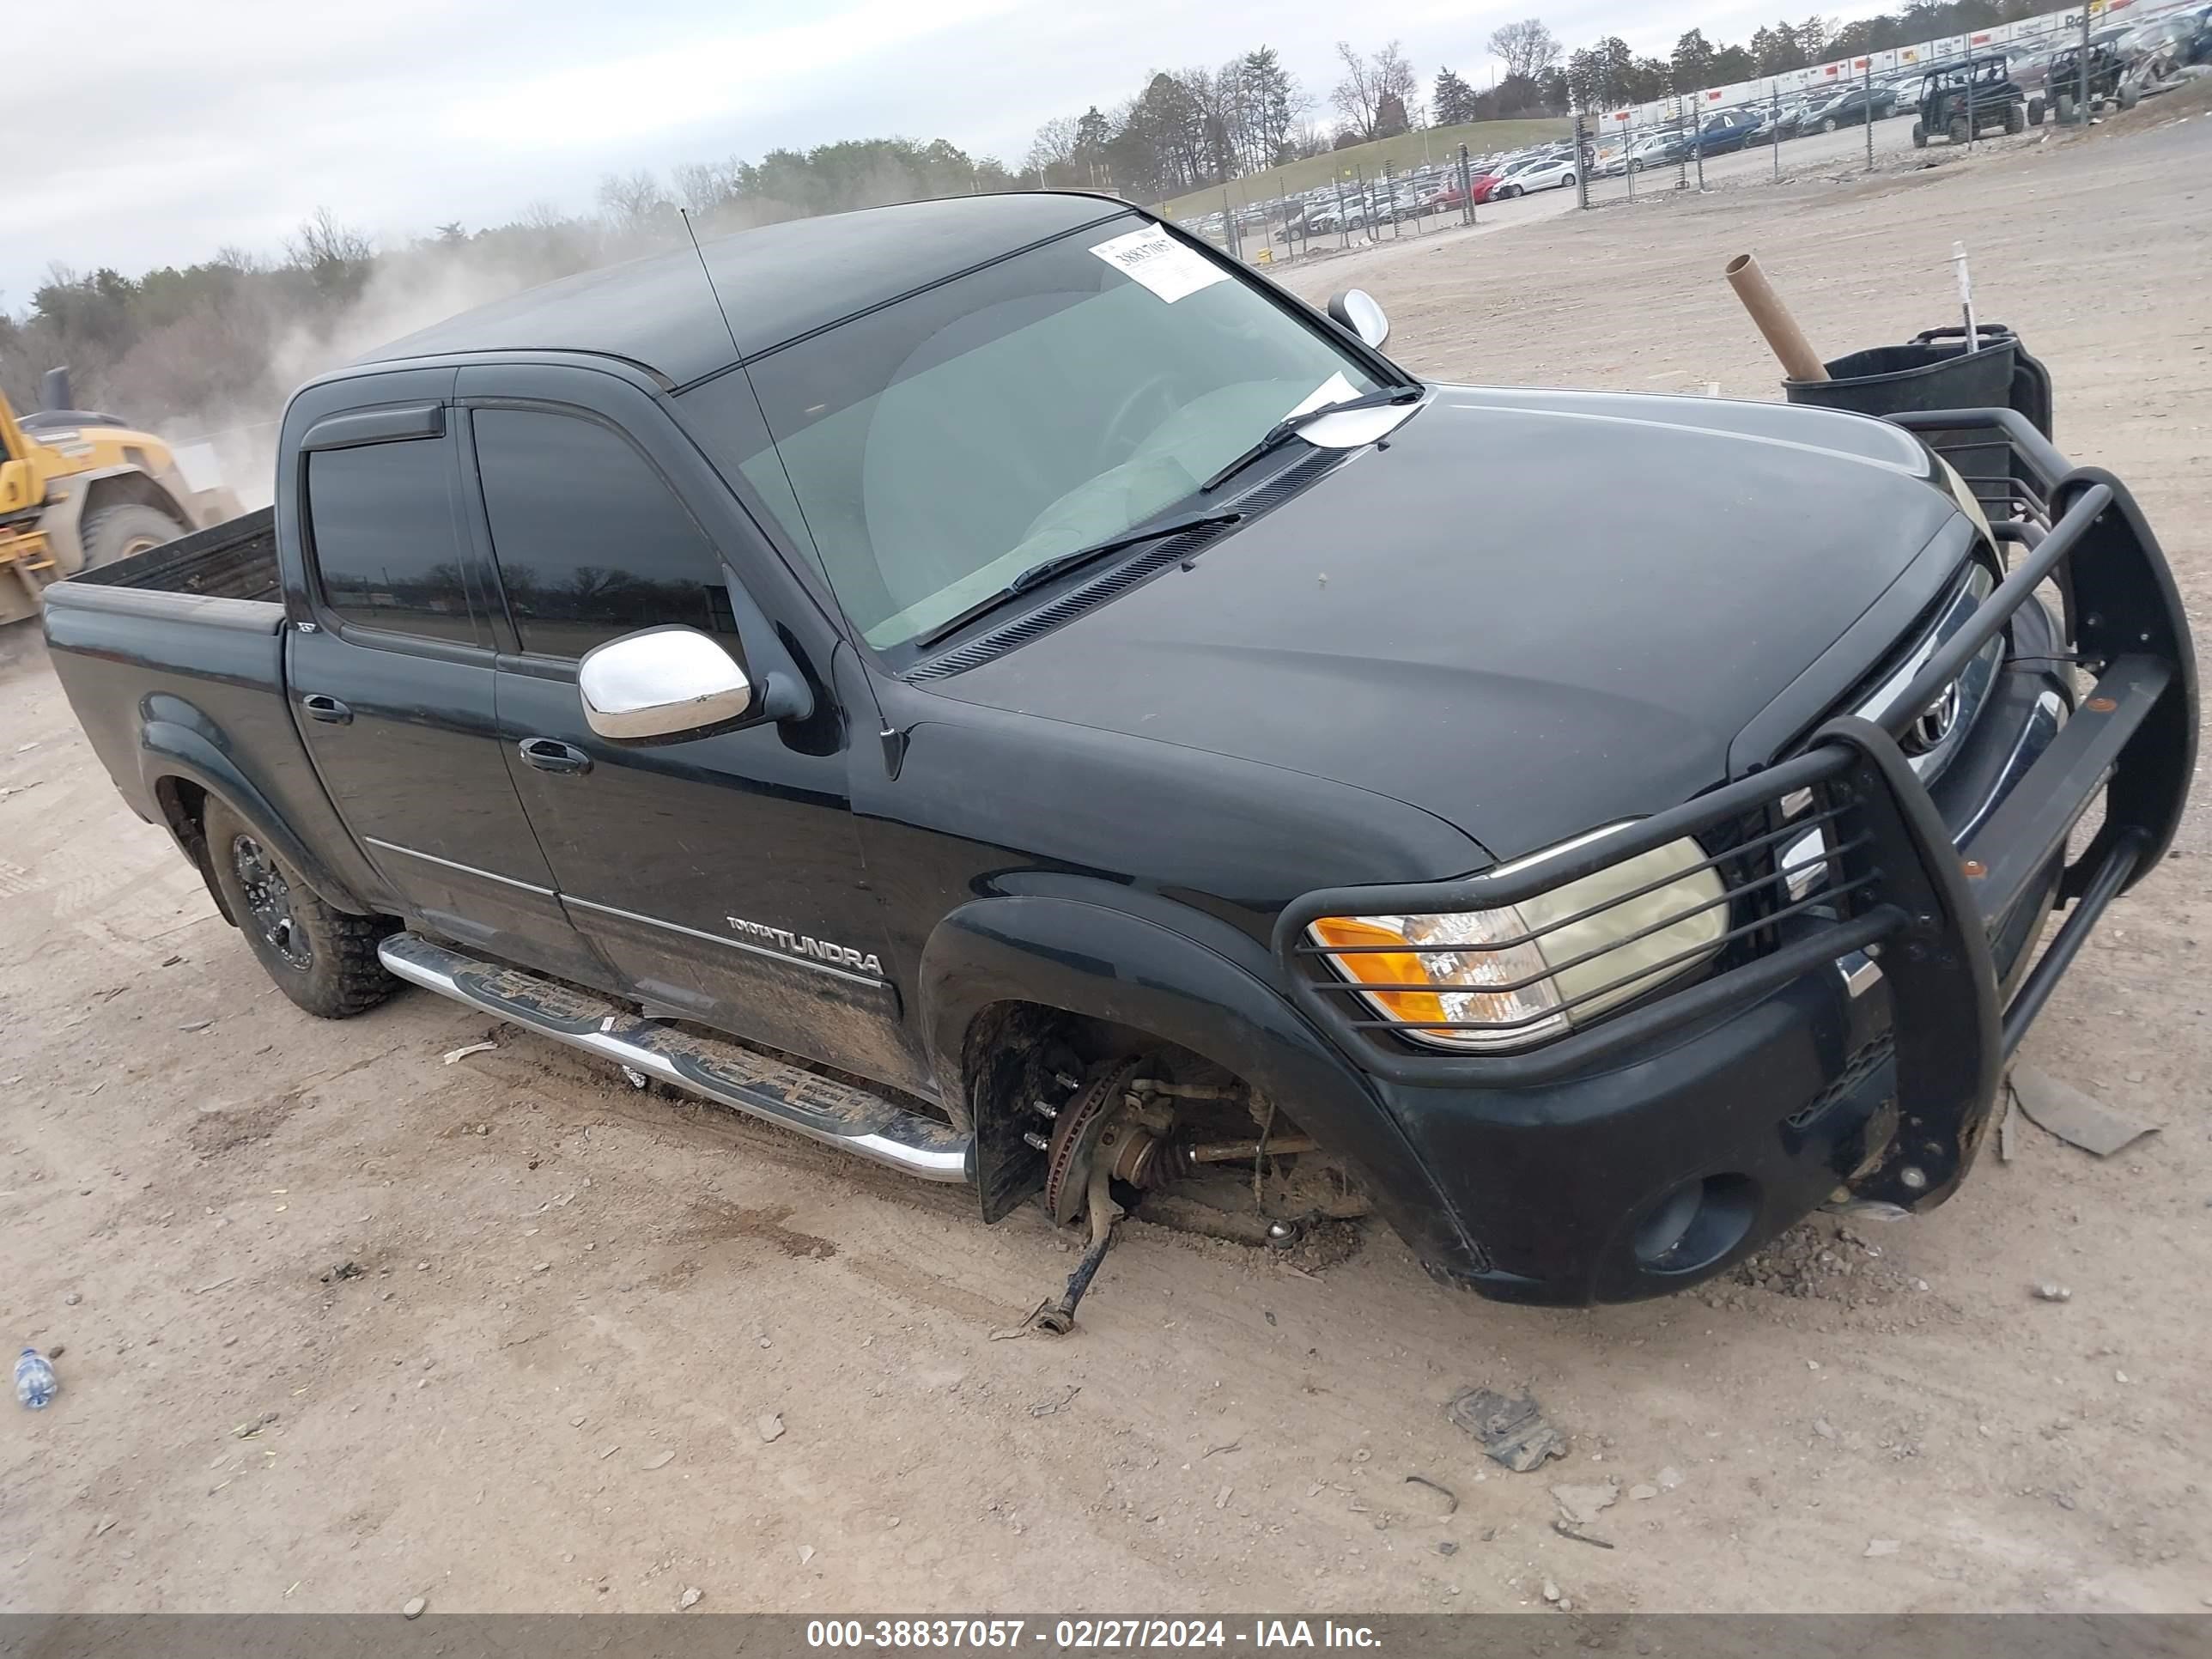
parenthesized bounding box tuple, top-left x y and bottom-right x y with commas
(1171, 147, 1500, 270)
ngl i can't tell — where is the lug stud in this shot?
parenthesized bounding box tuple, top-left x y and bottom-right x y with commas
(1032, 1100, 1059, 1120)
(1023, 1131, 1050, 1152)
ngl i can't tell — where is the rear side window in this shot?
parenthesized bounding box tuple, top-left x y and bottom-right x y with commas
(472, 408, 737, 659)
(307, 439, 477, 643)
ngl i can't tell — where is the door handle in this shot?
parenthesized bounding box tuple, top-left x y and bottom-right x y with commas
(300, 693, 352, 725)
(518, 738, 592, 776)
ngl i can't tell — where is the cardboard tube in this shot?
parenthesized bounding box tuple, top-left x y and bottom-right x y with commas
(1724, 252, 1829, 383)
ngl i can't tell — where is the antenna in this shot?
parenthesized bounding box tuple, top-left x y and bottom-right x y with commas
(682, 208, 746, 362)
(676, 210, 850, 660)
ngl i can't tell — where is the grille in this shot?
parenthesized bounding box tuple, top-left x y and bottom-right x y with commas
(908, 449, 1343, 682)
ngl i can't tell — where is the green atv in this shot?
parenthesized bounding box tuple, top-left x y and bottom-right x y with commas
(1911, 55, 2033, 147)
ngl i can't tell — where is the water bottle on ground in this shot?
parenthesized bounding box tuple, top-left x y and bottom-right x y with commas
(15, 1348, 57, 1409)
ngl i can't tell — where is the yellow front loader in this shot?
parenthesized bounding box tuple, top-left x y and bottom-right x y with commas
(0, 368, 240, 623)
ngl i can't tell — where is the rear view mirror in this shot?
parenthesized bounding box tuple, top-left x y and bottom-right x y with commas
(1328, 289, 1391, 348)
(579, 625, 752, 744)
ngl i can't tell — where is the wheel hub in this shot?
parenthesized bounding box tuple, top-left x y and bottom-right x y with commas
(233, 834, 312, 970)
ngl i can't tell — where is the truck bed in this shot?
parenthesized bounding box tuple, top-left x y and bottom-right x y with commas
(66, 506, 281, 602)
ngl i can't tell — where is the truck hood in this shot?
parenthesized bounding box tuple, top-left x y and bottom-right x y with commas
(922, 385, 1964, 863)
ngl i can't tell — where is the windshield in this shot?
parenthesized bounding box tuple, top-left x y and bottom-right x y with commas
(678, 213, 1380, 653)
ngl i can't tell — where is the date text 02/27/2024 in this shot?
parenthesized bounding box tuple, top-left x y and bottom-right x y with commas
(803, 1619, 1383, 1650)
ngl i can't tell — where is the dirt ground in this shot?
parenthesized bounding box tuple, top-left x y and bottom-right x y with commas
(3, 101, 2208, 1616)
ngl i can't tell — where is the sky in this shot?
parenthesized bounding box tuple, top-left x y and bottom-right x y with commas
(8, 0, 1883, 306)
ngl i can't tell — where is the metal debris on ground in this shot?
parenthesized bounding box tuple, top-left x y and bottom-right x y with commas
(621, 1066, 650, 1090)
(1029, 1384, 1082, 1418)
(1552, 1519, 1614, 1549)
(1403, 1474, 1459, 1515)
(441, 1041, 498, 1065)
(1445, 1387, 1568, 1472)
(2008, 1065, 2159, 1157)
(2034, 1282, 2073, 1302)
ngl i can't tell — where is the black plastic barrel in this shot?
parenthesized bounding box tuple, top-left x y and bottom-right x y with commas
(1783, 323, 2052, 440)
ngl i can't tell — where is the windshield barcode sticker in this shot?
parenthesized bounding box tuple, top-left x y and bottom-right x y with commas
(1090, 226, 1229, 303)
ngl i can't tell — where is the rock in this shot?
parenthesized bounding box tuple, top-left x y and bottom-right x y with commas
(1627, 1483, 1659, 1502)
(93, 1517, 116, 1536)
(641, 1449, 675, 1470)
(678, 1587, 702, 1611)
(403, 1596, 427, 1619)
(569, 1415, 586, 1427)
(532, 1261, 550, 1273)
(2034, 1283, 2072, 1302)
(1656, 1465, 1684, 1490)
(1549, 1480, 1619, 1524)
(758, 1413, 786, 1443)
(179, 1019, 213, 1032)
(1541, 1579, 1562, 1603)
(1436, 1540, 1458, 1556)
(1814, 1419, 1837, 1440)
(798, 1545, 816, 1566)
(1864, 1539, 1899, 1558)
(64, 1291, 81, 1306)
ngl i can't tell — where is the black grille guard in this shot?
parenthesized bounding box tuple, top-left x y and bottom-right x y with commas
(1275, 407, 2197, 1213)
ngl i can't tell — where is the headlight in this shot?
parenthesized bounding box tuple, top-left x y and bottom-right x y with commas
(1307, 834, 1729, 1052)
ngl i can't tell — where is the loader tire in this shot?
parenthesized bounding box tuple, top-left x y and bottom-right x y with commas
(81, 503, 186, 570)
(1911, 119, 1928, 147)
(203, 798, 398, 1019)
(2005, 103, 2026, 134)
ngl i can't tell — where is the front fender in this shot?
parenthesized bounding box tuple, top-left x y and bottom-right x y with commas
(918, 891, 1486, 1275)
(139, 716, 370, 916)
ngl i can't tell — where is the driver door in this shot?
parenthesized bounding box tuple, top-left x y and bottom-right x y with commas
(455, 363, 928, 1096)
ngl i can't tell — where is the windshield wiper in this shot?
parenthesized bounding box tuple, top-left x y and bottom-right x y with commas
(1199, 384, 1424, 495)
(915, 508, 1245, 649)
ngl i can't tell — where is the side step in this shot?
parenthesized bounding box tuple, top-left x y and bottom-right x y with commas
(378, 933, 972, 1183)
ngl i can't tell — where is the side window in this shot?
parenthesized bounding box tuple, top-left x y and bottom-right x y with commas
(307, 439, 477, 643)
(472, 408, 737, 660)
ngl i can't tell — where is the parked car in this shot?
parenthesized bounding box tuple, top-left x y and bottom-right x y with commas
(43, 193, 2195, 1311)
(1490, 155, 1579, 197)
(1801, 84, 1902, 131)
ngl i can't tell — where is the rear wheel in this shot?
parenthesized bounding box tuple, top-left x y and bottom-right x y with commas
(1948, 114, 1971, 143)
(1821, 115, 1838, 133)
(2004, 102, 2026, 134)
(2028, 95, 2045, 125)
(202, 799, 398, 1018)
(1911, 119, 1928, 147)
(80, 503, 185, 570)
(2056, 90, 2076, 125)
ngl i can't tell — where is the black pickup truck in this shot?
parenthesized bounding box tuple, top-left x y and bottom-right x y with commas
(45, 192, 2195, 1311)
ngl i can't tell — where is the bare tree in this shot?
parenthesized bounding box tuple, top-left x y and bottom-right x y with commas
(1487, 19, 1563, 82)
(1330, 40, 1416, 143)
(672, 159, 745, 215)
(1024, 116, 1079, 184)
(596, 169, 672, 240)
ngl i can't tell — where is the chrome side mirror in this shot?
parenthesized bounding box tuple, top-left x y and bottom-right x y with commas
(578, 625, 752, 744)
(1328, 288, 1390, 348)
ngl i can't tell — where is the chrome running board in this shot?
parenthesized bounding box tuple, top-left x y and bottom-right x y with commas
(379, 933, 972, 1182)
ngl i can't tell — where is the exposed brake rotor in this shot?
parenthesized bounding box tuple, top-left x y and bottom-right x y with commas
(1042, 1056, 1152, 1226)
